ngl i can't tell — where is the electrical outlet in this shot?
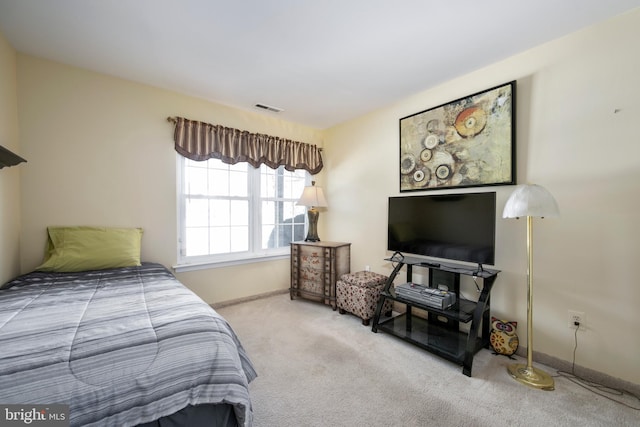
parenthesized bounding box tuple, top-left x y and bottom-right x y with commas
(568, 310, 585, 330)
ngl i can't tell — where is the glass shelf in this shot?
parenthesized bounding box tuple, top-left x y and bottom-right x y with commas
(376, 314, 484, 363)
(383, 287, 480, 323)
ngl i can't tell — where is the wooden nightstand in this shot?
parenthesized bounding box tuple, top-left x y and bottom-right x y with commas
(290, 241, 351, 309)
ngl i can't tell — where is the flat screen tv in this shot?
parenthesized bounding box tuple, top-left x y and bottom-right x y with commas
(387, 192, 496, 266)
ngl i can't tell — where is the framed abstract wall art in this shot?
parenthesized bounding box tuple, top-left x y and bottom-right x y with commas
(399, 81, 516, 192)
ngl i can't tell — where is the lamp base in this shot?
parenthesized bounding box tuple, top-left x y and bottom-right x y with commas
(507, 363, 555, 391)
(304, 208, 321, 242)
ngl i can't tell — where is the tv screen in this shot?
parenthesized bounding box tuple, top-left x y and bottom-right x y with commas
(387, 192, 496, 266)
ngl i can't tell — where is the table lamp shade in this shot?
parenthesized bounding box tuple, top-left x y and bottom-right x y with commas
(297, 182, 327, 208)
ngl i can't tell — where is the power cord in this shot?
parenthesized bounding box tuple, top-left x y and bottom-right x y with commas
(554, 322, 640, 410)
(472, 275, 481, 292)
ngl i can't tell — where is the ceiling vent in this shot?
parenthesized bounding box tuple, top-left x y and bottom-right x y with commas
(255, 103, 284, 113)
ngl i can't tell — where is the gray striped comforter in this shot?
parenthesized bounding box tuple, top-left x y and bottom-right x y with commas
(0, 263, 256, 426)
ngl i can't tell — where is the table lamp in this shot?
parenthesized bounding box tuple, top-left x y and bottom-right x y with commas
(296, 181, 327, 242)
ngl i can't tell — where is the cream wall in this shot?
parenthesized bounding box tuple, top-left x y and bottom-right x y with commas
(0, 31, 22, 284)
(16, 55, 324, 303)
(323, 10, 640, 384)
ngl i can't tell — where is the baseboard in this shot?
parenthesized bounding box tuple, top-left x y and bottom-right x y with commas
(515, 346, 640, 396)
(211, 288, 289, 309)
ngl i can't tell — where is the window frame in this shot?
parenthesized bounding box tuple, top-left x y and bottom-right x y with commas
(174, 155, 309, 272)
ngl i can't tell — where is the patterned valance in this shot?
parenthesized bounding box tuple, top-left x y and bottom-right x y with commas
(168, 116, 323, 174)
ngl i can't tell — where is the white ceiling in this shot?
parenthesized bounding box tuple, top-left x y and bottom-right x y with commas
(1, 0, 639, 129)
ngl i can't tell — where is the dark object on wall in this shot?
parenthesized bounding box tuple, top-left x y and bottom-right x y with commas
(399, 81, 516, 191)
(0, 145, 27, 169)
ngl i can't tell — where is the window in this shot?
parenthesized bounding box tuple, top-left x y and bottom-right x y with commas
(177, 157, 308, 269)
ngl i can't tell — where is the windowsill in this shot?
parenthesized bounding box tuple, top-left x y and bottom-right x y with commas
(173, 252, 290, 273)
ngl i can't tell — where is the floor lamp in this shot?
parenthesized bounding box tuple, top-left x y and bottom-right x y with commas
(296, 181, 327, 242)
(503, 184, 559, 391)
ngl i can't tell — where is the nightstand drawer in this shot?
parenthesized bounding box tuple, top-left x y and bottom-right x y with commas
(299, 253, 325, 269)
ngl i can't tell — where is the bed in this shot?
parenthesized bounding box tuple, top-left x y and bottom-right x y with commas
(0, 261, 257, 426)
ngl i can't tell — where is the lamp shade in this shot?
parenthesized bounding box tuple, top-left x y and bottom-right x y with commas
(296, 182, 327, 208)
(503, 184, 559, 219)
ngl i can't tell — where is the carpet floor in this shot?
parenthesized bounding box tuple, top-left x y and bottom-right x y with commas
(217, 293, 640, 427)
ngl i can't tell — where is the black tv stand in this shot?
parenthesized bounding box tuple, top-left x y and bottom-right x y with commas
(371, 255, 500, 377)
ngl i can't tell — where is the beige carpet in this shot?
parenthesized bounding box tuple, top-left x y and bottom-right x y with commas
(217, 293, 640, 427)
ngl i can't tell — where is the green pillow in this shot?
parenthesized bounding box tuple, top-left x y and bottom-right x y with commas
(36, 226, 143, 273)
